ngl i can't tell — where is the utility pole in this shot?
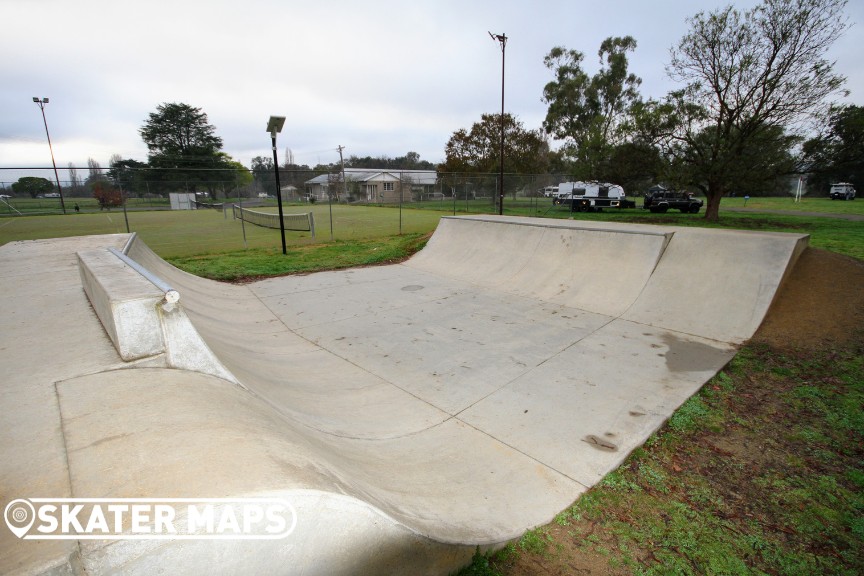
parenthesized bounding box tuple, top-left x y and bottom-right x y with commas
(329, 145, 346, 242)
(337, 145, 347, 201)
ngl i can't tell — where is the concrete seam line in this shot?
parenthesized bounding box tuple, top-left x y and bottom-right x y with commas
(51, 379, 84, 574)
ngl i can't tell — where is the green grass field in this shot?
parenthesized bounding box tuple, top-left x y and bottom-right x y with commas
(0, 204, 447, 259)
(717, 194, 864, 215)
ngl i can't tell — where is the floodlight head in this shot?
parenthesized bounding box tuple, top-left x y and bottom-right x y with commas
(266, 116, 286, 135)
(44, 97, 49, 103)
(33, 97, 39, 102)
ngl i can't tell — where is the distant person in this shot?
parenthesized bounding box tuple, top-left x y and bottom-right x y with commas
(74, 203, 80, 213)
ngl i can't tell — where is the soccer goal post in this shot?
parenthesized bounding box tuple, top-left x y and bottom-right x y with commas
(232, 205, 315, 239)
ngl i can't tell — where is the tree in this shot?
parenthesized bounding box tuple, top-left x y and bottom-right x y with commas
(222, 157, 253, 198)
(139, 102, 230, 195)
(346, 152, 436, 170)
(542, 37, 642, 178)
(12, 176, 54, 198)
(107, 157, 148, 195)
(251, 155, 275, 193)
(652, 0, 849, 220)
(86, 157, 104, 186)
(672, 122, 800, 197)
(801, 104, 864, 193)
(603, 141, 667, 195)
(440, 113, 549, 175)
(92, 181, 123, 210)
(67, 163, 85, 197)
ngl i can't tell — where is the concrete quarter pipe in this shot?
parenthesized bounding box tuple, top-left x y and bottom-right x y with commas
(0, 215, 808, 575)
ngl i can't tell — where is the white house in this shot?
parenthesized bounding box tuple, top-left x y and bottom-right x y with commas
(305, 169, 437, 203)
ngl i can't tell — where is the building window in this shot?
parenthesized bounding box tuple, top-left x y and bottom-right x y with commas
(383, 182, 394, 191)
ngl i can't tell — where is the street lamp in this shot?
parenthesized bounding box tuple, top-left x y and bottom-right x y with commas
(489, 32, 507, 216)
(266, 115, 287, 254)
(32, 97, 66, 214)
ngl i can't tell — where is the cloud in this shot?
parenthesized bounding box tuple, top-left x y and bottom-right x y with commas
(1, 0, 861, 177)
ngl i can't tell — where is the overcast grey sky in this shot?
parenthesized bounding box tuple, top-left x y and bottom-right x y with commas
(1, 0, 861, 177)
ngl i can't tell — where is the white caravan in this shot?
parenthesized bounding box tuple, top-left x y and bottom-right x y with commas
(829, 182, 856, 200)
(552, 181, 634, 211)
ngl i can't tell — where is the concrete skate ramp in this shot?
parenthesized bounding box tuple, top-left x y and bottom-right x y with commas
(0, 216, 807, 575)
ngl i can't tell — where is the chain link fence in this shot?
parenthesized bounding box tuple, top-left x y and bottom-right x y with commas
(0, 166, 641, 254)
(0, 167, 573, 216)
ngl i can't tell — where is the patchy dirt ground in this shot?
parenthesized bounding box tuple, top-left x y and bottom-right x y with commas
(479, 248, 864, 575)
(752, 248, 864, 349)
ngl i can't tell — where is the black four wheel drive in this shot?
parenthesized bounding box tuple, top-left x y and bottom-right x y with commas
(643, 190, 703, 214)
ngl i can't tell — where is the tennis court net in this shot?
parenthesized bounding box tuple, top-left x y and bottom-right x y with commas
(232, 205, 315, 238)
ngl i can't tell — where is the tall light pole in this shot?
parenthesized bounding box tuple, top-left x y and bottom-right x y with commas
(266, 115, 287, 254)
(489, 32, 507, 216)
(32, 97, 66, 214)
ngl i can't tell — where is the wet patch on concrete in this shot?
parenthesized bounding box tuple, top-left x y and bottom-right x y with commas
(661, 333, 733, 373)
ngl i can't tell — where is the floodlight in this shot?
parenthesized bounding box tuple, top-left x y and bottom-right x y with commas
(266, 115, 288, 254)
(31, 97, 65, 214)
(266, 116, 285, 135)
(489, 32, 507, 215)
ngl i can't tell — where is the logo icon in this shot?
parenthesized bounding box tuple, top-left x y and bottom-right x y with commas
(4, 499, 35, 539)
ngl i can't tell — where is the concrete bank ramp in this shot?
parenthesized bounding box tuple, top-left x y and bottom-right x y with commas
(0, 216, 807, 575)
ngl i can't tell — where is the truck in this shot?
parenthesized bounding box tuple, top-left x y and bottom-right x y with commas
(552, 181, 636, 211)
(642, 189, 703, 213)
(829, 182, 856, 200)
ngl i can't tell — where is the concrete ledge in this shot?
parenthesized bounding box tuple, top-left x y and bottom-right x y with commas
(77, 248, 237, 383)
(77, 249, 166, 361)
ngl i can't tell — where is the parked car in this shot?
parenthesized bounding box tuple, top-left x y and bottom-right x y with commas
(643, 190, 703, 213)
